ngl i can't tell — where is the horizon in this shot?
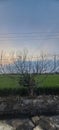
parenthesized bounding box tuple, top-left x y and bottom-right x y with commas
(0, 50, 59, 65)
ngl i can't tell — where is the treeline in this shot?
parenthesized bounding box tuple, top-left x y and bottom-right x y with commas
(0, 50, 59, 74)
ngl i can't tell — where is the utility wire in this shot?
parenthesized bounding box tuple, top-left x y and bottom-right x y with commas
(0, 32, 59, 34)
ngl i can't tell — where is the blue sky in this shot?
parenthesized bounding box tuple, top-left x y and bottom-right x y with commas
(0, 0, 59, 55)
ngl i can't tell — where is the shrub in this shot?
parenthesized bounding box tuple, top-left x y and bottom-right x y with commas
(19, 73, 36, 96)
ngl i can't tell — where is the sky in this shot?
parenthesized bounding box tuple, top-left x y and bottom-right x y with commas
(0, 0, 59, 56)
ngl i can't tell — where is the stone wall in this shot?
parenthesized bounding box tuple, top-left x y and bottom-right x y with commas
(0, 95, 59, 117)
(0, 115, 59, 130)
(0, 95, 59, 130)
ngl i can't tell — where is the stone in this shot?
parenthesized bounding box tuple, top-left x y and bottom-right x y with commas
(32, 116, 40, 125)
(0, 95, 59, 116)
(16, 119, 34, 130)
(33, 126, 43, 130)
(0, 122, 15, 130)
(11, 119, 24, 128)
(39, 116, 58, 130)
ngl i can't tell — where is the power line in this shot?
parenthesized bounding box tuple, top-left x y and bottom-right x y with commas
(0, 35, 59, 37)
(0, 32, 59, 40)
(0, 32, 59, 35)
(0, 38, 59, 41)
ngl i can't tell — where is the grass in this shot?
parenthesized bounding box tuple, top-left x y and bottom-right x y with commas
(35, 74, 59, 88)
(0, 74, 59, 89)
(0, 74, 20, 89)
(0, 74, 59, 95)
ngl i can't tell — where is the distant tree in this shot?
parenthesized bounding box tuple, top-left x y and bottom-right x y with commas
(13, 49, 36, 96)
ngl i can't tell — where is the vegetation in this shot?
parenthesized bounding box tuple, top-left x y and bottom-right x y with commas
(0, 50, 59, 95)
(0, 74, 59, 96)
(0, 74, 19, 89)
(35, 74, 59, 88)
(0, 74, 59, 89)
(19, 73, 36, 96)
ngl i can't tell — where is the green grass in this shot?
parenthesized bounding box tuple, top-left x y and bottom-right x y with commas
(35, 74, 59, 88)
(0, 74, 20, 89)
(0, 74, 59, 89)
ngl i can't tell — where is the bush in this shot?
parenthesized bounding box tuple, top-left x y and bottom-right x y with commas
(19, 73, 36, 96)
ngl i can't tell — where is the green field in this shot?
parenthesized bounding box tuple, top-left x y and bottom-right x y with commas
(0, 74, 20, 89)
(0, 74, 59, 89)
(35, 74, 59, 88)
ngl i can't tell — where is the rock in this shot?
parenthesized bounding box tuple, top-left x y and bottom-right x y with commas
(0, 103, 6, 111)
(33, 126, 43, 130)
(32, 116, 40, 126)
(39, 116, 59, 130)
(49, 116, 59, 129)
(0, 115, 59, 130)
(10, 119, 24, 128)
(0, 95, 59, 130)
(0, 95, 59, 116)
(16, 119, 34, 130)
(0, 122, 14, 130)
